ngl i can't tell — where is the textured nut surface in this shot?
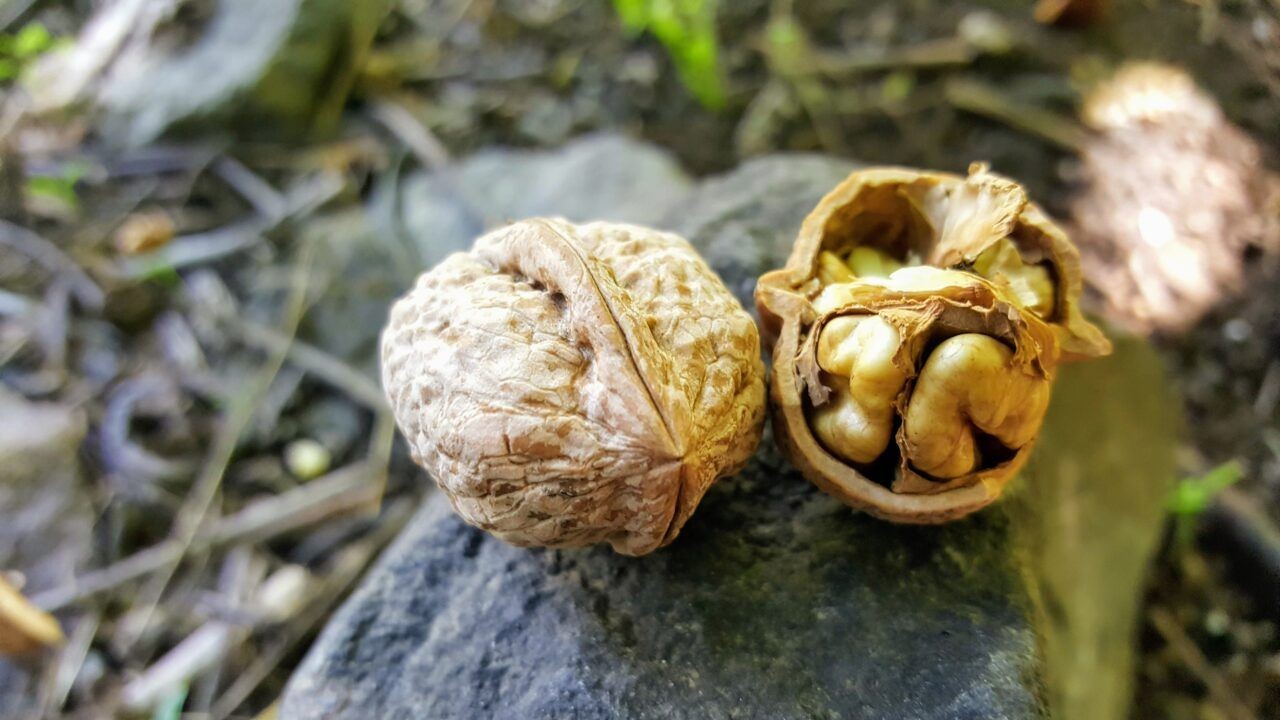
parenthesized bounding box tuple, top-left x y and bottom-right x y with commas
(1072, 62, 1280, 333)
(810, 315, 907, 464)
(756, 166, 1108, 523)
(903, 333, 1050, 478)
(381, 218, 766, 555)
(811, 269, 1052, 479)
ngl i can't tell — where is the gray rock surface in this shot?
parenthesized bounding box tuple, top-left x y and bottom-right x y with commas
(397, 132, 694, 267)
(282, 144, 1075, 720)
(446, 132, 693, 231)
(283, 449, 1044, 720)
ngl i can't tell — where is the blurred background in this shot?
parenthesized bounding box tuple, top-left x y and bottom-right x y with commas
(0, 0, 1278, 718)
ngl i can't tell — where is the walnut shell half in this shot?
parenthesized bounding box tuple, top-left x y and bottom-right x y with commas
(756, 166, 1109, 523)
(382, 218, 766, 555)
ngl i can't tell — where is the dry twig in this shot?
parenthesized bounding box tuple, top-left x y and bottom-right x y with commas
(1149, 606, 1258, 720)
(210, 499, 415, 719)
(33, 460, 384, 612)
(944, 77, 1086, 152)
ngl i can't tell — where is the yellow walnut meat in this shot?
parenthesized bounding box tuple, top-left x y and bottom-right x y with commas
(757, 165, 1110, 523)
(381, 218, 766, 555)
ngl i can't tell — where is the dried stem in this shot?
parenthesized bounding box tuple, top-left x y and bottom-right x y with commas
(944, 77, 1086, 152)
(33, 460, 383, 612)
(0, 220, 104, 310)
(814, 38, 976, 75)
(210, 499, 415, 720)
(213, 157, 288, 222)
(228, 317, 387, 411)
(112, 244, 319, 651)
(43, 611, 100, 716)
(369, 98, 451, 170)
(1148, 606, 1258, 720)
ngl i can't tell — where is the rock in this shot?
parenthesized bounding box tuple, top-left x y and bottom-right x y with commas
(300, 209, 418, 369)
(397, 133, 693, 268)
(282, 443, 1044, 720)
(388, 173, 485, 273)
(449, 132, 692, 229)
(35, 0, 388, 146)
(283, 149, 1177, 720)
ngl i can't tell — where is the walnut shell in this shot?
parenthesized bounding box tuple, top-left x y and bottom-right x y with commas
(1072, 62, 1280, 334)
(756, 166, 1109, 523)
(382, 218, 766, 555)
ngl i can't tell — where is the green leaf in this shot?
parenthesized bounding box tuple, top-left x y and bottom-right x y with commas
(881, 71, 916, 104)
(25, 176, 79, 208)
(139, 261, 182, 287)
(612, 0, 649, 33)
(13, 23, 53, 59)
(25, 161, 88, 210)
(152, 682, 188, 720)
(611, 0, 726, 110)
(1166, 460, 1243, 517)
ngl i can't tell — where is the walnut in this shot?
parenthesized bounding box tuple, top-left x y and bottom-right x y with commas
(757, 165, 1110, 523)
(1070, 62, 1280, 334)
(381, 218, 766, 555)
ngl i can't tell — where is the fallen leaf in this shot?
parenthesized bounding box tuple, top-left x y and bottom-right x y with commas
(0, 574, 64, 656)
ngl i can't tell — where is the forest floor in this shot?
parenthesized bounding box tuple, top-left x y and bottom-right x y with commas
(2, 0, 1279, 718)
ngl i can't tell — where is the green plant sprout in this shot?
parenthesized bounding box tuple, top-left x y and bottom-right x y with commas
(25, 161, 89, 213)
(151, 682, 188, 720)
(1167, 460, 1242, 547)
(612, 0, 726, 110)
(0, 23, 59, 81)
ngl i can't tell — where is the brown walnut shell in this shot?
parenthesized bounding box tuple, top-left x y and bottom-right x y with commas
(381, 218, 766, 555)
(756, 165, 1110, 523)
(1072, 62, 1280, 334)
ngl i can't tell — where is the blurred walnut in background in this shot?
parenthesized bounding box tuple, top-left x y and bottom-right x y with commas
(1070, 62, 1280, 335)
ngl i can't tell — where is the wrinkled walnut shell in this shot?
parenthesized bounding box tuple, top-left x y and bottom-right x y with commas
(382, 218, 766, 555)
(756, 166, 1109, 523)
(1072, 62, 1280, 334)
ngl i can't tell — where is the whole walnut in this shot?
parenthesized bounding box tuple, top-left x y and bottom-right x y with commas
(1071, 62, 1280, 334)
(381, 218, 766, 555)
(757, 165, 1110, 523)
